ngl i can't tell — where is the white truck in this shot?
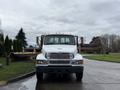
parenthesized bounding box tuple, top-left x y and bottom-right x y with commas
(36, 34, 84, 81)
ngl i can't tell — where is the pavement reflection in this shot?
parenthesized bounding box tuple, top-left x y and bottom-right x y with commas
(35, 74, 83, 90)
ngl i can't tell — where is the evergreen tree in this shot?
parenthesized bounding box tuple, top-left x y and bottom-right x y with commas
(4, 35, 11, 54)
(9, 39, 13, 52)
(0, 33, 4, 55)
(13, 39, 22, 52)
(0, 33, 4, 43)
(16, 28, 27, 48)
(16, 39, 22, 52)
(13, 40, 17, 52)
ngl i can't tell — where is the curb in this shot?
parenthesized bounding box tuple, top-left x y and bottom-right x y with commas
(0, 71, 36, 86)
(0, 81, 7, 86)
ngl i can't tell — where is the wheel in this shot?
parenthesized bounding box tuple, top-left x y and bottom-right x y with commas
(36, 73, 43, 81)
(76, 72, 83, 81)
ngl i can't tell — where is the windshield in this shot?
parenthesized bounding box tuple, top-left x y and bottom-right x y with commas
(44, 35, 75, 45)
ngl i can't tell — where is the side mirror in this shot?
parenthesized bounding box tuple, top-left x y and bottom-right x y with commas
(36, 36, 39, 45)
(75, 36, 81, 53)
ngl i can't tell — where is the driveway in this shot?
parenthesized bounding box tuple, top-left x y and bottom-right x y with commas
(0, 59, 120, 90)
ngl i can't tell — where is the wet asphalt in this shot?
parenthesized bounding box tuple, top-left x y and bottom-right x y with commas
(0, 59, 120, 90)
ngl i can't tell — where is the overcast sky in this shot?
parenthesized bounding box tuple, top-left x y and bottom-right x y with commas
(0, 0, 120, 45)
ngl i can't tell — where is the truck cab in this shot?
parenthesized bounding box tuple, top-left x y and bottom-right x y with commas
(36, 34, 84, 81)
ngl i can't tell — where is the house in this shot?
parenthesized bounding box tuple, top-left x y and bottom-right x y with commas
(80, 37, 102, 53)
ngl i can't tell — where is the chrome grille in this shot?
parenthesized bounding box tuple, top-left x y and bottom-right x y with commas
(49, 60, 70, 64)
(49, 53, 70, 59)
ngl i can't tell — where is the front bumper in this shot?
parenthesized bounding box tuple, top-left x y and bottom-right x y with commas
(36, 66, 84, 74)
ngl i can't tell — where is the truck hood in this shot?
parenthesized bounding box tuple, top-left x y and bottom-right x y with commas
(42, 45, 77, 53)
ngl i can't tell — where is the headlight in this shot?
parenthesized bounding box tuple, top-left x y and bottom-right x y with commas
(36, 60, 48, 64)
(45, 53, 50, 59)
(72, 60, 83, 64)
(69, 53, 74, 59)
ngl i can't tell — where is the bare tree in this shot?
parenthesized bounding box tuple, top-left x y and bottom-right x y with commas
(100, 34, 120, 53)
(100, 34, 109, 54)
(117, 36, 120, 52)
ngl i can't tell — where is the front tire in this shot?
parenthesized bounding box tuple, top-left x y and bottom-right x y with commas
(36, 73, 43, 81)
(76, 72, 83, 81)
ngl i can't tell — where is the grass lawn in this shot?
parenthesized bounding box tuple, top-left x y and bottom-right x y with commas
(84, 53, 120, 63)
(0, 57, 35, 81)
